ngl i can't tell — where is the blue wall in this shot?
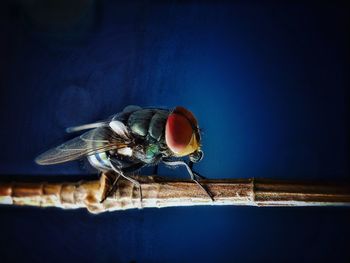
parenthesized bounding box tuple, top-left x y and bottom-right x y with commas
(0, 1, 349, 262)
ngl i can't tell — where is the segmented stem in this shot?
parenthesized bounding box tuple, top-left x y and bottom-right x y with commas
(0, 173, 349, 214)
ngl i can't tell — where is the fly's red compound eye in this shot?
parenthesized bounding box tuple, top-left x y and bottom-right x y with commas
(165, 112, 193, 154)
(165, 106, 201, 156)
(173, 106, 198, 128)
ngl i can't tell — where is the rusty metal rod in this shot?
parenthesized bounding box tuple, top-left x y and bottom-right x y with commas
(0, 173, 349, 214)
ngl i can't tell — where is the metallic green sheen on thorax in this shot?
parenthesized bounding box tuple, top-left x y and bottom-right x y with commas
(127, 109, 170, 162)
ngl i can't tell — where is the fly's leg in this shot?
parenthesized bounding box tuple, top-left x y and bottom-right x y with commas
(100, 172, 121, 203)
(189, 161, 206, 180)
(108, 158, 143, 208)
(162, 160, 214, 201)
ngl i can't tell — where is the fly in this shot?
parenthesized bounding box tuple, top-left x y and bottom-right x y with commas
(35, 105, 213, 203)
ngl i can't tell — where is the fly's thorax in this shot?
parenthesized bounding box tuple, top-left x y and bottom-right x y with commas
(130, 136, 166, 164)
(127, 109, 169, 141)
(123, 108, 170, 163)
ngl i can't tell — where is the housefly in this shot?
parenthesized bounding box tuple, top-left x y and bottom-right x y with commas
(35, 105, 213, 202)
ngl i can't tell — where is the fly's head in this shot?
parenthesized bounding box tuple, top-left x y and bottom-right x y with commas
(165, 106, 203, 163)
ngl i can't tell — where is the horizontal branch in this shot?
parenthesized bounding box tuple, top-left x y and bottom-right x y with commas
(1, 173, 350, 214)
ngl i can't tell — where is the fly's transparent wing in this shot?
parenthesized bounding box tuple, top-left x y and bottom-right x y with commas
(35, 127, 130, 165)
(65, 121, 109, 133)
(66, 105, 143, 133)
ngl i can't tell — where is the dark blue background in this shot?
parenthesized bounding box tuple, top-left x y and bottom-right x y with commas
(0, 1, 349, 262)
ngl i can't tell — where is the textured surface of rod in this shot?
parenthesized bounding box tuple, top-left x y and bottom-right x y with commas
(1, 172, 350, 214)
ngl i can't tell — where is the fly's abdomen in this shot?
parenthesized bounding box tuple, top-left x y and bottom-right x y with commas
(87, 152, 110, 171)
(85, 129, 111, 170)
